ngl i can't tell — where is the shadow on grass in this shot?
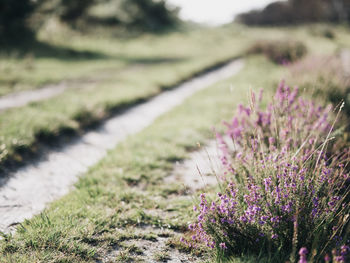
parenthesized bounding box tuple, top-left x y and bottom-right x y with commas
(126, 56, 186, 65)
(0, 37, 188, 66)
(0, 38, 109, 60)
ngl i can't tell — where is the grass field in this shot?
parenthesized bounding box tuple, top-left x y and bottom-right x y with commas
(1, 23, 348, 96)
(0, 24, 348, 168)
(0, 25, 253, 168)
(1, 22, 350, 262)
(0, 25, 249, 96)
(0, 56, 286, 262)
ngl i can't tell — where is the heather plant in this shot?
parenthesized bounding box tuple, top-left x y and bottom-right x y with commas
(185, 82, 350, 262)
(247, 40, 307, 64)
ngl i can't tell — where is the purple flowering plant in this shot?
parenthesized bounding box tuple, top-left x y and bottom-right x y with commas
(185, 81, 350, 261)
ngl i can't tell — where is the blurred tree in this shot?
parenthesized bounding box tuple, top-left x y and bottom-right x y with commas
(0, 0, 179, 43)
(59, 0, 95, 22)
(260, 1, 293, 24)
(120, 0, 179, 30)
(0, 0, 35, 41)
(237, 1, 292, 25)
(327, 0, 350, 22)
(290, 0, 328, 22)
(33, 0, 178, 31)
(237, 0, 350, 25)
(33, 0, 95, 24)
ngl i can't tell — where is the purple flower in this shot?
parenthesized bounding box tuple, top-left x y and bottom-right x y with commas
(341, 245, 349, 256)
(271, 233, 278, 239)
(184, 82, 349, 259)
(298, 247, 308, 263)
(219, 242, 227, 250)
(299, 247, 308, 256)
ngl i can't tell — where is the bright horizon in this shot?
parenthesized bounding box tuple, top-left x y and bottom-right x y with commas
(167, 0, 284, 25)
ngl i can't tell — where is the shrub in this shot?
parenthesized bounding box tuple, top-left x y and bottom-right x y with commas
(185, 82, 350, 262)
(248, 40, 307, 64)
(309, 26, 336, 39)
(322, 28, 336, 39)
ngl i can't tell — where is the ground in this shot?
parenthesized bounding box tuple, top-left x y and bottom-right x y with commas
(0, 23, 350, 262)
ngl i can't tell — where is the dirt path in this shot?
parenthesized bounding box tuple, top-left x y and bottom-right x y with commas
(101, 137, 231, 262)
(0, 60, 243, 234)
(0, 66, 129, 112)
(101, 225, 202, 263)
(0, 82, 68, 112)
(166, 140, 223, 192)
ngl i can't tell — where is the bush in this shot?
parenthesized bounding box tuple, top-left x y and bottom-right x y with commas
(323, 28, 336, 39)
(248, 40, 307, 64)
(309, 26, 336, 39)
(184, 82, 350, 262)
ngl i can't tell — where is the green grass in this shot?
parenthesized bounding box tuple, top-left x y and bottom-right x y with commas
(0, 56, 286, 262)
(0, 25, 252, 167)
(0, 55, 239, 167)
(0, 25, 249, 96)
(238, 23, 350, 55)
(0, 23, 349, 262)
(1, 23, 347, 96)
(1, 23, 349, 167)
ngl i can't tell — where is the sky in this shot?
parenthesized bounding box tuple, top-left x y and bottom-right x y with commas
(167, 0, 282, 25)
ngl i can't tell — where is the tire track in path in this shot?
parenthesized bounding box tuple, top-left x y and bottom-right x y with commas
(0, 65, 136, 112)
(102, 137, 233, 262)
(0, 59, 244, 233)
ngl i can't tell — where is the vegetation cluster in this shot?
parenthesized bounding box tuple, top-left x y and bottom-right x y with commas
(0, 0, 179, 43)
(185, 81, 350, 262)
(237, 0, 350, 25)
(247, 40, 307, 64)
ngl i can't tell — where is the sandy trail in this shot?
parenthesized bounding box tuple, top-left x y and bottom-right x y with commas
(0, 59, 244, 233)
(0, 66, 130, 112)
(166, 140, 224, 192)
(102, 137, 232, 262)
(0, 82, 68, 112)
